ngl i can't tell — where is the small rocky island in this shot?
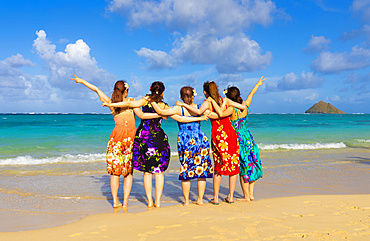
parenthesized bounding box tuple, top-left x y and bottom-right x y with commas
(305, 101, 346, 114)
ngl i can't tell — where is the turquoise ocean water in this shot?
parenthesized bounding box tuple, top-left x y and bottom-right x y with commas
(0, 113, 369, 166)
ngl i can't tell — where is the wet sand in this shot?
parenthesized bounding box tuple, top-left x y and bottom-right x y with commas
(0, 147, 369, 238)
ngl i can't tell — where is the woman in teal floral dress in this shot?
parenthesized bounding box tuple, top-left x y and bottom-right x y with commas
(209, 76, 265, 202)
(151, 86, 212, 206)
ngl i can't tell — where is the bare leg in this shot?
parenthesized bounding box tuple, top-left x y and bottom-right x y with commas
(212, 173, 222, 204)
(237, 176, 251, 202)
(249, 181, 255, 201)
(143, 172, 153, 208)
(110, 175, 122, 207)
(181, 180, 191, 206)
(154, 172, 164, 208)
(122, 173, 133, 208)
(226, 174, 237, 202)
(195, 178, 206, 205)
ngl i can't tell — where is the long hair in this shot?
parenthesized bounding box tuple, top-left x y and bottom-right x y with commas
(111, 80, 128, 113)
(203, 81, 221, 106)
(180, 86, 194, 105)
(147, 81, 165, 103)
(226, 86, 243, 104)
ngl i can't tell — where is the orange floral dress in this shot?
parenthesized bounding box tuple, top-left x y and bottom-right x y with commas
(106, 100, 137, 176)
(210, 98, 240, 176)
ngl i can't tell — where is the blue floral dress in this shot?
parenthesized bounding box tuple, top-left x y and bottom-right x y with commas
(230, 108, 262, 182)
(177, 107, 213, 180)
(132, 103, 171, 173)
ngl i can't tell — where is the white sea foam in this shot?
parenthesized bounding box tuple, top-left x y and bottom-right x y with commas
(259, 142, 346, 150)
(356, 139, 370, 143)
(0, 153, 106, 166)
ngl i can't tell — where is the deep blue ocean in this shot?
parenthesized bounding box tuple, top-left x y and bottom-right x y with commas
(0, 113, 369, 166)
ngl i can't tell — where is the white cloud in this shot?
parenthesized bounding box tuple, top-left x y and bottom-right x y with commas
(138, 33, 272, 73)
(341, 25, 370, 41)
(135, 48, 177, 69)
(310, 46, 370, 74)
(352, 0, 370, 23)
(2, 54, 34, 68)
(266, 71, 323, 91)
(108, 0, 282, 73)
(303, 35, 331, 53)
(33, 30, 115, 90)
(305, 92, 319, 101)
(108, 0, 285, 35)
(329, 95, 340, 102)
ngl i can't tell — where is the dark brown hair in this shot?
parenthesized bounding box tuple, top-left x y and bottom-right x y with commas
(226, 86, 243, 104)
(147, 81, 165, 103)
(111, 80, 128, 113)
(180, 86, 194, 105)
(203, 81, 221, 106)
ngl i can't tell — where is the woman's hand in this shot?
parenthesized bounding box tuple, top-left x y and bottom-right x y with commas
(102, 102, 112, 107)
(257, 76, 266, 86)
(70, 74, 84, 84)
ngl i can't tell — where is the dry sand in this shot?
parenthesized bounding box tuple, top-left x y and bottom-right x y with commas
(1, 194, 369, 240)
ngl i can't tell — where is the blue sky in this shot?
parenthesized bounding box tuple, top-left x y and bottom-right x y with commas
(0, 0, 369, 113)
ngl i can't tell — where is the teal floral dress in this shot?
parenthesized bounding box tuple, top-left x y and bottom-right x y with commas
(230, 108, 262, 182)
(177, 107, 213, 180)
(132, 103, 171, 173)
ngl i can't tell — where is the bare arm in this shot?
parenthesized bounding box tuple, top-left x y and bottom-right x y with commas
(71, 74, 111, 103)
(245, 76, 266, 107)
(103, 97, 147, 108)
(175, 100, 210, 115)
(133, 107, 161, 119)
(208, 98, 233, 117)
(151, 102, 181, 116)
(171, 114, 208, 123)
(204, 110, 219, 120)
(224, 98, 247, 110)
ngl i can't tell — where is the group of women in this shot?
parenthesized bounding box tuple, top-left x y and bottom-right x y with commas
(71, 74, 265, 208)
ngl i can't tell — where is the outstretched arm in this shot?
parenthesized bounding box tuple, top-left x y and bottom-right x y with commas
(151, 102, 181, 116)
(175, 100, 210, 115)
(208, 98, 233, 117)
(245, 76, 266, 107)
(71, 74, 111, 103)
(103, 97, 147, 108)
(133, 107, 161, 119)
(171, 114, 208, 123)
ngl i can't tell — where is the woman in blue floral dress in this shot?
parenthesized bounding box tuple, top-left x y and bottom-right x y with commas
(151, 86, 212, 206)
(209, 76, 265, 202)
(105, 81, 171, 208)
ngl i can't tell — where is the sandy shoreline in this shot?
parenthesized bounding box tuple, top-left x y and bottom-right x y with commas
(0, 147, 369, 239)
(1, 194, 369, 240)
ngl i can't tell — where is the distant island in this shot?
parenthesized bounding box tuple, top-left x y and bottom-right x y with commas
(305, 101, 346, 114)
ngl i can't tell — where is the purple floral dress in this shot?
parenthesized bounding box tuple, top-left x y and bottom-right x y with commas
(132, 103, 171, 173)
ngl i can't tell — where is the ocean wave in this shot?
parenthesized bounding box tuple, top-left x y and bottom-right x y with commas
(259, 142, 346, 150)
(0, 153, 106, 166)
(356, 139, 370, 143)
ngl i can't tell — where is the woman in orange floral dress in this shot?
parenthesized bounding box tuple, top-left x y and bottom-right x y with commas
(72, 74, 159, 208)
(176, 81, 240, 205)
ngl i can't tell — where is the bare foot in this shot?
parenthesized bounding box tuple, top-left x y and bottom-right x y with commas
(237, 197, 251, 202)
(113, 202, 123, 208)
(193, 200, 204, 206)
(249, 196, 255, 201)
(147, 201, 154, 208)
(183, 201, 190, 206)
(122, 204, 128, 209)
(154, 203, 161, 208)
